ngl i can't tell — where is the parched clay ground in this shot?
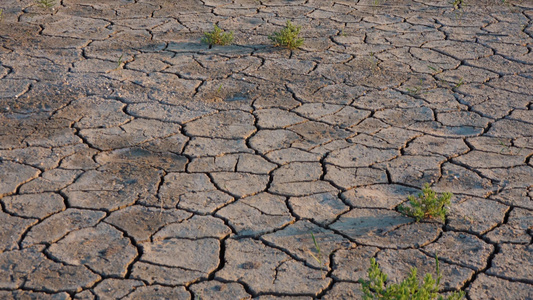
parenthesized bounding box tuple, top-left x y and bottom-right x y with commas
(0, 0, 532, 299)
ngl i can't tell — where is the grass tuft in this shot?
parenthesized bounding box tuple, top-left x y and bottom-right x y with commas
(398, 183, 453, 222)
(202, 24, 234, 46)
(268, 20, 304, 50)
(359, 254, 465, 300)
(36, 0, 56, 9)
(308, 232, 323, 265)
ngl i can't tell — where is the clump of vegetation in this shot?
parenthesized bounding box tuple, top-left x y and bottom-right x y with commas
(202, 24, 234, 46)
(268, 20, 304, 50)
(359, 255, 465, 300)
(398, 183, 453, 222)
(36, 0, 56, 9)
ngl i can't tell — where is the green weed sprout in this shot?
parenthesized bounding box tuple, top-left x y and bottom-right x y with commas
(406, 86, 421, 95)
(268, 20, 304, 50)
(398, 183, 453, 222)
(202, 24, 234, 46)
(453, 0, 465, 9)
(116, 54, 124, 69)
(454, 78, 464, 89)
(309, 232, 323, 266)
(359, 255, 465, 300)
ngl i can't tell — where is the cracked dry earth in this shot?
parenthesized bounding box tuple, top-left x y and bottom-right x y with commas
(0, 0, 533, 299)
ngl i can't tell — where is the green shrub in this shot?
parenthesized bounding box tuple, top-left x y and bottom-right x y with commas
(202, 24, 234, 46)
(398, 183, 452, 222)
(268, 20, 304, 50)
(359, 256, 465, 300)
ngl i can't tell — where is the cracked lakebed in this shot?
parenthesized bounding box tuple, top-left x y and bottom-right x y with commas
(0, 0, 532, 299)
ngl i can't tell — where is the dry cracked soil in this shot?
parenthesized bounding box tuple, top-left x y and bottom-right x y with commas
(0, 0, 532, 299)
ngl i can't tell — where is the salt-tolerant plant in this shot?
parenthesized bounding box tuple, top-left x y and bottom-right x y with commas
(372, 0, 390, 7)
(454, 78, 465, 89)
(406, 86, 422, 95)
(339, 27, 347, 37)
(367, 52, 382, 73)
(202, 24, 234, 46)
(427, 65, 442, 74)
(406, 79, 429, 95)
(308, 232, 324, 266)
(268, 20, 304, 50)
(398, 183, 453, 222)
(359, 255, 465, 300)
(453, 0, 465, 9)
(498, 139, 523, 155)
(36, 0, 56, 9)
(116, 54, 124, 69)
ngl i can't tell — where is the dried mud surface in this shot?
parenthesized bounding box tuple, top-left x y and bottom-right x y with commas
(0, 0, 532, 299)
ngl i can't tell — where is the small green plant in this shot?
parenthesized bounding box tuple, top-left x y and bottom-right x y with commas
(372, 0, 389, 6)
(308, 232, 324, 266)
(499, 140, 511, 153)
(398, 183, 453, 222)
(268, 20, 304, 50)
(454, 78, 464, 89)
(116, 54, 124, 69)
(0, 9, 4, 22)
(406, 86, 422, 95)
(367, 52, 381, 73)
(498, 140, 523, 155)
(359, 255, 465, 300)
(202, 24, 234, 46)
(427, 65, 442, 74)
(452, 0, 465, 9)
(406, 79, 429, 95)
(36, 0, 56, 9)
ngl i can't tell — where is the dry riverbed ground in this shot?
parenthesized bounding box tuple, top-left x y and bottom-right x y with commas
(0, 0, 532, 299)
